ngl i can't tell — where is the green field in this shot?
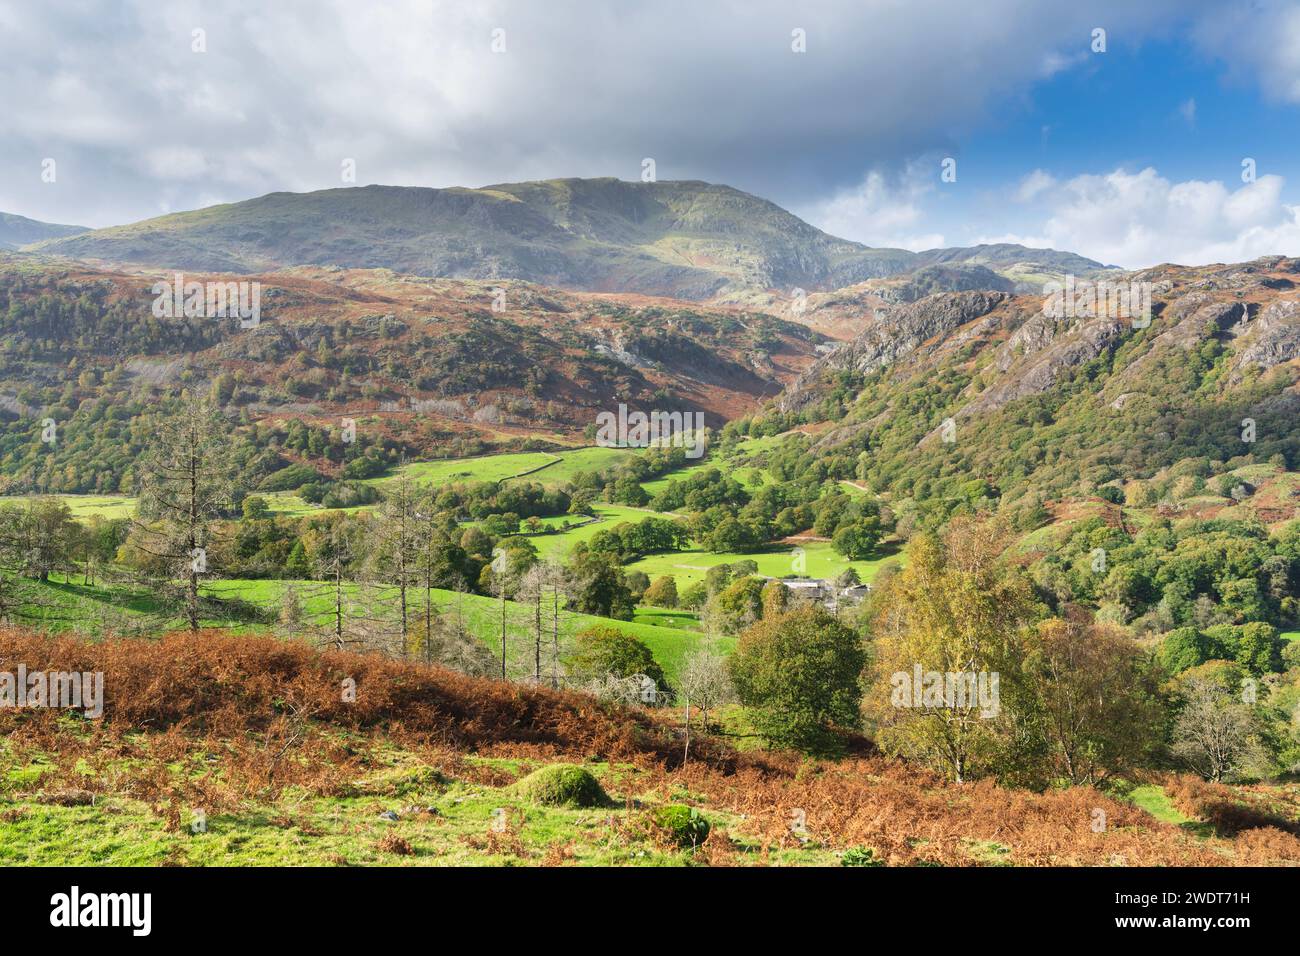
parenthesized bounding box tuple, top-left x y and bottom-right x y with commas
(368, 452, 560, 489)
(0, 494, 136, 520)
(0, 438, 794, 527)
(625, 539, 900, 591)
(640, 458, 747, 498)
(632, 608, 701, 631)
(526, 504, 679, 558)
(260, 491, 375, 518)
(370, 445, 636, 491)
(511, 446, 634, 486)
(9, 573, 721, 685)
(515, 496, 899, 593)
(640, 435, 785, 498)
(207, 578, 727, 683)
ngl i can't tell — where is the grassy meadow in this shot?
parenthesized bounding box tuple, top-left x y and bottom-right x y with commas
(0, 437, 890, 684)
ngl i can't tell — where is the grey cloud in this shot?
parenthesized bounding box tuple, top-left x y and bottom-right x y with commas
(0, 0, 1218, 228)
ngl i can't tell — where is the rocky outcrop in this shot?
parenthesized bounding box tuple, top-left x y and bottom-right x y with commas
(998, 310, 1069, 371)
(778, 290, 1006, 412)
(1106, 293, 1251, 393)
(1236, 298, 1300, 371)
(833, 290, 1007, 376)
(971, 316, 1125, 413)
(870, 264, 1015, 304)
(771, 260, 1300, 457)
(1157, 294, 1244, 349)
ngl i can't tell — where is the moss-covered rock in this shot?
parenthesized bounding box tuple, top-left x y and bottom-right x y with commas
(510, 764, 608, 808)
(361, 764, 450, 797)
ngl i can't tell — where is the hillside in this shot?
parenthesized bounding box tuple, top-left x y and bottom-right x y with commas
(913, 242, 1115, 286)
(3, 629, 1296, 866)
(769, 256, 1300, 511)
(0, 257, 824, 494)
(0, 212, 86, 250)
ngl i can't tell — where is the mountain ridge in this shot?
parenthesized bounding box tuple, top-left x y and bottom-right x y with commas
(22, 178, 1106, 302)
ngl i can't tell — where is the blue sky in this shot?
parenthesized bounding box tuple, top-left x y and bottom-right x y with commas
(905, 33, 1300, 254)
(981, 38, 1295, 183)
(1, 0, 1298, 267)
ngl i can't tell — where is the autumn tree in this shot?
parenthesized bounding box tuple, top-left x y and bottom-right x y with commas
(567, 625, 668, 694)
(1023, 616, 1166, 786)
(866, 518, 1038, 783)
(643, 574, 678, 608)
(566, 550, 633, 620)
(707, 575, 765, 635)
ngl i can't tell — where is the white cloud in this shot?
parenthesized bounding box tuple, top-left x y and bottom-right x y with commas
(1192, 0, 1300, 103)
(1015, 169, 1057, 203)
(142, 147, 211, 181)
(982, 167, 1300, 267)
(0, 0, 1211, 227)
(802, 162, 945, 250)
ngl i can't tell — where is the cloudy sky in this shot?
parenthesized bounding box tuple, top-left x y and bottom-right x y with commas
(2, 0, 1299, 267)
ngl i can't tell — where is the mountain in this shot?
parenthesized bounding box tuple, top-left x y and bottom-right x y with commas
(767, 255, 1300, 517)
(913, 242, 1116, 290)
(914, 242, 1112, 272)
(29, 179, 920, 300)
(0, 212, 87, 250)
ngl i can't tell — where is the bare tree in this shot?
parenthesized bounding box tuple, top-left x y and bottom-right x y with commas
(313, 523, 354, 652)
(678, 644, 734, 765)
(1173, 677, 1271, 782)
(486, 547, 515, 679)
(300, 520, 391, 652)
(518, 563, 560, 684)
(421, 610, 499, 677)
(278, 583, 303, 635)
(131, 396, 234, 632)
(372, 478, 423, 655)
(546, 559, 570, 688)
(411, 502, 452, 663)
(515, 557, 574, 687)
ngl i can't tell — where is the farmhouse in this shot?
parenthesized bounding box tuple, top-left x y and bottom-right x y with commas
(778, 578, 871, 612)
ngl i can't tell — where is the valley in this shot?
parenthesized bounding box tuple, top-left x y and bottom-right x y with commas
(1, 179, 1298, 870)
